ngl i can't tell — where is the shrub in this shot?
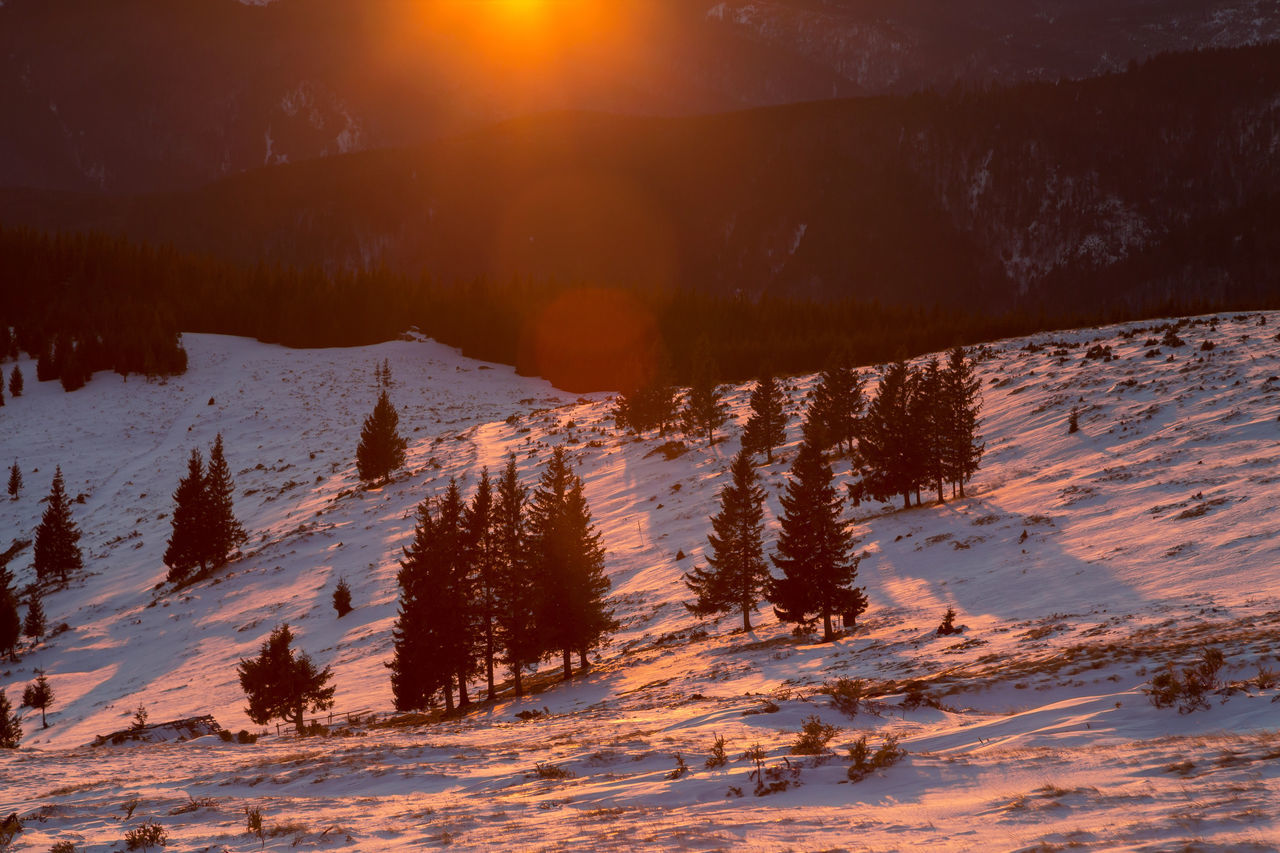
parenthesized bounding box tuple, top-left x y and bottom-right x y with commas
(245, 805, 264, 846)
(665, 753, 689, 780)
(1147, 647, 1226, 713)
(237, 729, 258, 744)
(847, 734, 906, 781)
(532, 762, 574, 780)
(936, 607, 961, 636)
(1068, 407, 1080, 434)
(1256, 664, 1279, 691)
(50, 842, 78, 853)
(705, 733, 728, 768)
(818, 677, 867, 717)
(124, 821, 167, 850)
(790, 715, 839, 755)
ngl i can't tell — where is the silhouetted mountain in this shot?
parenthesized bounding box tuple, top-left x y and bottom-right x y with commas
(3, 0, 1277, 193)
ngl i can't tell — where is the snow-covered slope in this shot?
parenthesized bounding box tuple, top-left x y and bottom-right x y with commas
(2, 314, 1279, 851)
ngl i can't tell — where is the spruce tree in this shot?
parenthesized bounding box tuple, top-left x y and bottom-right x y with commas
(33, 466, 83, 584)
(493, 455, 537, 697)
(164, 449, 208, 583)
(237, 624, 334, 735)
(466, 469, 501, 701)
(684, 448, 770, 631)
(528, 447, 613, 679)
(912, 358, 947, 503)
(8, 365, 22, 398)
(680, 341, 728, 446)
(856, 361, 916, 510)
(205, 433, 247, 567)
(742, 373, 788, 463)
(332, 578, 353, 617)
(389, 482, 475, 712)
(6, 461, 20, 500)
(22, 593, 45, 640)
(21, 670, 53, 728)
(770, 437, 867, 642)
(811, 351, 864, 456)
(0, 567, 19, 662)
(0, 689, 19, 748)
(942, 347, 984, 498)
(356, 389, 407, 484)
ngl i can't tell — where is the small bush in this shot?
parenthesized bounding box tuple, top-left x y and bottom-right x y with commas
(1147, 647, 1226, 713)
(532, 762, 574, 780)
(124, 821, 167, 850)
(936, 607, 961, 636)
(217, 730, 233, 742)
(1068, 407, 1080, 434)
(665, 753, 689, 780)
(847, 734, 906, 781)
(1199, 340, 1216, 352)
(1161, 329, 1186, 347)
(705, 733, 728, 768)
(50, 842, 78, 853)
(237, 729, 258, 744)
(1256, 664, 1280, 691)
(790, 715, 839, 755)
(245, 805, 264, 846)
(818, 677, 867, 717)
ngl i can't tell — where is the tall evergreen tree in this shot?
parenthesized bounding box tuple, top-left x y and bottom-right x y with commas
(8, 365, 22, 398)
(942, 347, 984, 498)
(811, 351, 864, 456)
(237, 624, 334, 735)
(205, 433, 247, 567)
(164, 449, 209, 583)
(680, 341, 728, 446)
(0, 689, 19, 748)
(614, 352, 678, 436)
(913, 358, 948, 503)
(770, 437, 867, 642)
(493, 455, 537, 697)
(855, 361, 917, 510)
(0, 567, 19, 662)
(466, 469, 501, 701)
(356, 389, 407, 484)
(528, 448, 613, 679)
(742, 373, 788, 463)
(389, 482, 475, 712)
(22, 593, 45, 640)
(684, 448, 770, 631)
(21, 670, 53, 728)
(32, 466, 83, 584)
(6, 461, 20, 500)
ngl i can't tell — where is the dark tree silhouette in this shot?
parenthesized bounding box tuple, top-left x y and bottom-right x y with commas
(680, 341, 728, 446)
(493, 455, 537, 697)
(942, 347, 984, 498)
(856, 360, 917, 509)
(811, 351, 864, 456)
(684, 448, 770, 631)
(332, 578, 353, 617)
(913, 357, 947, 503)
(0, 689, 19, 748)
(237, 624, 334, 735)
(6, 461, 20, 500)
(7, 365, 21, 398)
(22, 593, 45, 640)
(356, 389, 407, 484)
(204, 433, 247, 567)
(0, 567, 19, 662)
(742, 373, 789, 463)
(21, 670, 54, 728)
(466, 469, 501, 701)
(770, 437, 867, 641)
(33, 466, 83, 584)
(528, 447, 614, 680)
(164, 449, 208, 583)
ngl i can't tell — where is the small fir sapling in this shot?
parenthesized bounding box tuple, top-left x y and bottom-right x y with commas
(21, 670, 54, 728)
(0, 691, 20, 748)
(22, 593, 45, 639)
(1068, 407, 1080, 434)
(7, 365, 21, 398)
(332, 578, 353, 617)
(936, 606, 961, 636)
(6, 461, 20, 499)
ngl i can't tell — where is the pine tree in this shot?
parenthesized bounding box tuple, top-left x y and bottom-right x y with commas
(164, 449, 209, 584)
(466, 469, 501, 701)
(204, 433, 247, 567)
(35, 338, 57, 382)
(6, 461, 19, 500)
(856, 361, 916, 510)
(528, 447, 614, 680)
(811, 351, 864, 456)
(942, 347, 984, 498)
(22, 593, 45, 640)
(32, 466, 83, 584)
(493, 455, 537, 697)
(684, 448, 770, 631)
(770, 437, 867, 642)
(0, 689, 20, 748)
(389, 482, 475, 712)
(912, 358, 947, 503)
(680, 341, 728, 446)
(614, 353, 678, 436)
(356, 389, 407, 484)
(0, 567, 19, 662)
(742, 373, 788, 463)
(8, 365, 22, 398)
(21, 670, 53, 728)
(237, 624, 334, 735)
(332, 578, 353, 617)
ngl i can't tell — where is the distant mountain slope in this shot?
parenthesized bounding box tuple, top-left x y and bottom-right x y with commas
(2, 0, 1278, 193)
(6, 44, 1280, 314)
(1, 313, 1278, 848)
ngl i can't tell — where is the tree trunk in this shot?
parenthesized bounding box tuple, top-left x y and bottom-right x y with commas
(741, 605, 753, 632)
(958, 480, 966, 499)
(562, 648, 573, 680)
(936, 478, 944, 503)
(485, 631, 496, 702)
(513, 663, 524, 698)
(41, 705, 48, 728)
(443, 684, 454, 714)
(292, 704, 303, 734)
(902, 493, 911, 510)
(822, 609, 834, 643)
(578, 649, 589, 671)
(457, 673, 470, 707)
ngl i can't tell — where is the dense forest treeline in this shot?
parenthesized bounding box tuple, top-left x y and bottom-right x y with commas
(0, 225, 1261, 392)
(5, 42, 1280, 322)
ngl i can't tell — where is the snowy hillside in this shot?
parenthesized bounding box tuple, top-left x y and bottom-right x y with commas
(2, 313, 1279, 851)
